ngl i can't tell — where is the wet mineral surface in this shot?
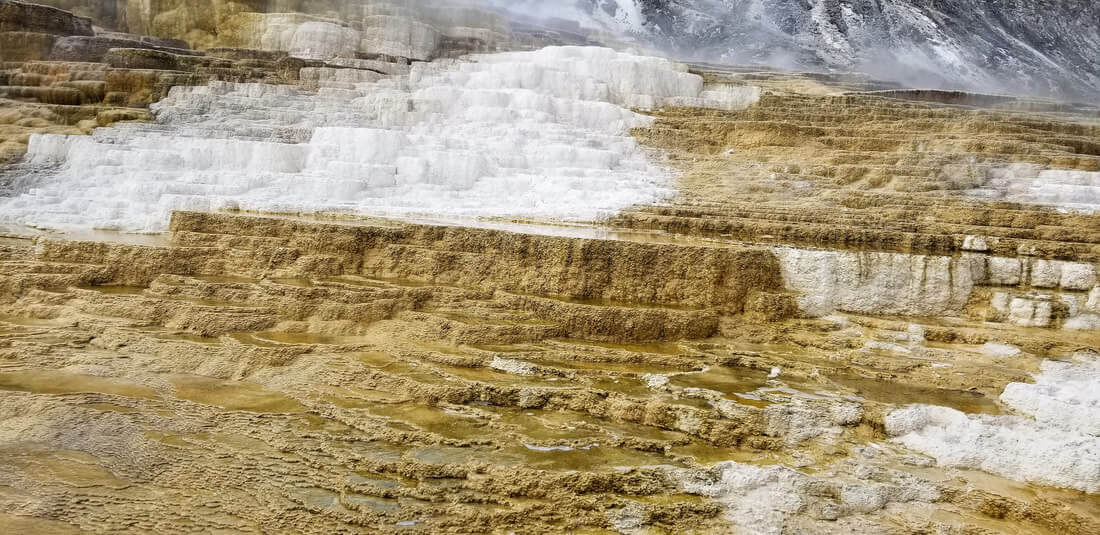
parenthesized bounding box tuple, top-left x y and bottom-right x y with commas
(1, 210, 1098, 534)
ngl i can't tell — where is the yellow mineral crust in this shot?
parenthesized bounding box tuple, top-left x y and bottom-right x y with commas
(1, 209, 1099, 533)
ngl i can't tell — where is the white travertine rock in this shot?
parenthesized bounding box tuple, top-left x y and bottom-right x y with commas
(887, 352, 1100, 493)
(2, 47, 745, 232)
(988, 289, 1100, 330)
(680, 463, 807, 535)
(243, 14, 362, 60)
(488, 357, 538, 376)
(980, 165, 1100, 213)
(1065, 314, 1100, 330)
(1060, 293, 1081, 318)
(360, 15, 440, 60)
(961, 235, 989, 252)
(980, 342, 1022, 358)
(288, 21, 361, 59)
(1025, 258, 1097, 291)
(1007, 296, 1053, 327)
(776, 248, 978, 317)
(1061, 262, 1098, 291)
(1029, 259, 1063, 288)
(991, 291, 1012, 316)
(986, 256, 1023, 285)
(676, 460, 939, 534)
(663, 85, 762, 111)
(1028, 169, 1100, 211)
(1086, 287, 1100, 312)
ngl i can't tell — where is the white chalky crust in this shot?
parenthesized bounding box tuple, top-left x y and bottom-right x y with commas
(886, 352, 1100, 493)
(2, 47, 758, 233)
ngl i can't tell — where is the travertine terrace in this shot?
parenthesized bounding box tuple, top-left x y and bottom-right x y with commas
(2, 1, 1100, 534)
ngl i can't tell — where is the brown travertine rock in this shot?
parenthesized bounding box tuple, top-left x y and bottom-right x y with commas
(622, 75, 1100, 262)
(103, 68, 203, 106)
(0, 96, 146, 162)
(164, 212, 784, 311)
(0, 31, 57, 61)
(95, 107, 150, 126)
(53, 80, 106, 103)
(2, 5, 1100, 531)
(204, 46, 288, 62)
(0, 85, 82, 105)
(95, 30, 190, 49)
(0, 209, 1098, 533)
(17, 0, 125, 30)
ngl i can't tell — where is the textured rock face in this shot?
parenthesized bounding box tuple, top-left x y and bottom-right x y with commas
(1, 46, 749, 231)
(50, 35, 200, 63)
(0, 0, 92, 62)
(775, 248, 980, 317)
(17, 0, 1100, 99)
(0, 0, 91, 35)
(887, 351, 1100, 493)
(618, 70, 1100, 327)
(25, 0, 520, 61)
(1, 210, 1099, 533)
(5, 1, 1100, 532)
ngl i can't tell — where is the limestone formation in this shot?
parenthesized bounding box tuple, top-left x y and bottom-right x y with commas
(2, 1, 1100, 534)
(1, 46, 736, 230)
(1, 209, 1098, 533)
(50, 35, 200, 63)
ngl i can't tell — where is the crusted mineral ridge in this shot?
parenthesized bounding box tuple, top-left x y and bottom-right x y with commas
(3, 211, 1100, 533)
(1, 46, 759, 231)
(3, 1, 1100, 533)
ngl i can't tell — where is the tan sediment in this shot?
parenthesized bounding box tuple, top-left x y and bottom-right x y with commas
(623, 82, 1100, 261)
(3, 2, 1100, 528)
(0, 210, 1097, 533)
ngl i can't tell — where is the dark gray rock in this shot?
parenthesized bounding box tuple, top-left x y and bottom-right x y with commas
(204, 47, 289, 62)
(103, 48, 182, 71)
(51, 35, 200, 62)
(0, 0, 92, 36)
(95, 31, 190, 50)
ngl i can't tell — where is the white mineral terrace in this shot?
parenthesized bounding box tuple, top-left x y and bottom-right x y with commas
(888, 351, 1100, 493)
(3, 42, 1100, 506)
(0, 46, 758, 233)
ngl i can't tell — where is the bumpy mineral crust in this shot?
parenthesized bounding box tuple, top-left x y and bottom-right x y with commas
(3, 1, 1100, 534)
(2, 207, 1099, 533)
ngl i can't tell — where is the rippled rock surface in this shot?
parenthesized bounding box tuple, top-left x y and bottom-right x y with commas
(1, 46, 763, 231)
(3, 1, 1100, 534)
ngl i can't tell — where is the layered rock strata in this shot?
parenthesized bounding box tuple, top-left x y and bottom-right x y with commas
(2, 211, 1099, 533)
(2, 46, 758, 229)
(2, 2, 1100, 533)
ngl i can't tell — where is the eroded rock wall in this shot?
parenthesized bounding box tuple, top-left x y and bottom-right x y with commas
(26, 0, 522, 61)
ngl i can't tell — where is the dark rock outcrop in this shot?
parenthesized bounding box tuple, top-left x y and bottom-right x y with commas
(0, 0, 93, 61)
(103, 48, 184, 71)
(0, 0, 92, 35)
(51, 35, 199, 63)
(0, 30, 56, 61)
